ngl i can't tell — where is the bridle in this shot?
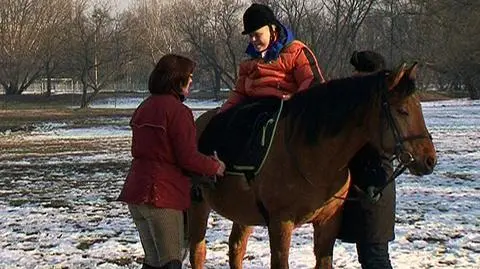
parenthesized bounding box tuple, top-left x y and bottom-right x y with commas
(364, 93, 433, 200)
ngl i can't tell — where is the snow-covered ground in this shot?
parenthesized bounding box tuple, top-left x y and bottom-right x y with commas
(0, 98, 479, 269)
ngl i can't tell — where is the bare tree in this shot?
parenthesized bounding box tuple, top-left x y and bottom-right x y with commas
(172, 0, 245, 97)
(119, 0, 188, 91)
(418, 0, 480, 99)
(1, 0, 477, 100)
(0, 0, 71, 95)
(112, 9, 147, 88)
(130, 0, 187, 66)
(39, 0, 76, 96)
(68, 0, 135, 108)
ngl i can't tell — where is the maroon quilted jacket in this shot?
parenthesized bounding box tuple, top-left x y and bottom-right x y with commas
(117, 94, 219, 210)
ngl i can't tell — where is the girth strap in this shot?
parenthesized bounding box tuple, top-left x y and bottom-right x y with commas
(256, 198, 270, 226)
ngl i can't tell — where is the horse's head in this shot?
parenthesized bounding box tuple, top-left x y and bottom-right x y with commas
(373, 63, 437, 176)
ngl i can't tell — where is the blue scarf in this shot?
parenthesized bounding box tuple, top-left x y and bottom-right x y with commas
(245, 23, 294, 62)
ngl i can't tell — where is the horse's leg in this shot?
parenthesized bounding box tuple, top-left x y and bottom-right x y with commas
(268, 220, 294, 269)
(312, 216, 342, 269)
(188, 198, 211, 269)
(228, 223, 253, 269)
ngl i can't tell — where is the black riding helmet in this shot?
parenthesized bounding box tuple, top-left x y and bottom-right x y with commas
(350, 50, 386, 72)
(241, 3, 280, 35)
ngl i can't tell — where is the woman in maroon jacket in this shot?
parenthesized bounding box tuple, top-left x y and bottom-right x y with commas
(118, 54, 225, 269)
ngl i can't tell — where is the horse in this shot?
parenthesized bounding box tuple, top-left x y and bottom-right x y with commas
(188, 63, 436, 269)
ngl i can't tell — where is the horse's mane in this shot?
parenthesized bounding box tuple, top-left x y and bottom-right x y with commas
(286, 72, 388, 145)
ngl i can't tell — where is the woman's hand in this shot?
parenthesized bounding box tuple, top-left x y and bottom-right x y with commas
(213, 151, 225, 177)
(216, 160, 226, 177)
(282, 94, 292, 100)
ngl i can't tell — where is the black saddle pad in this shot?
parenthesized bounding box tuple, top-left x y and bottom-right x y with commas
(199, 97, 282, 174)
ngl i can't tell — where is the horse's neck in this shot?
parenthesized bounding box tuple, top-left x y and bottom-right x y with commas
(316, 130, 368, 166)
(289, 105, 381, 178)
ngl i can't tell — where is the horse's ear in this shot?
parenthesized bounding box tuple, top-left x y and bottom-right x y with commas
(388, 62, 407, 91)
(408, 62, 419, 80)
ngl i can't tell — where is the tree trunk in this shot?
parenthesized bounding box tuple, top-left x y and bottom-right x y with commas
(45, 61, 52, 97)
(80, 84, 88, 109)
(80, 84, 102, 108)
(214, 67, 221, 101)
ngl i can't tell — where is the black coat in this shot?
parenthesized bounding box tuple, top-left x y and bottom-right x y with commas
(337, 145, 395, 243)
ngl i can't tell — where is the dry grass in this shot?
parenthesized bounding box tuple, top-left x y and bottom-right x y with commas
(0, 108, 134, 120)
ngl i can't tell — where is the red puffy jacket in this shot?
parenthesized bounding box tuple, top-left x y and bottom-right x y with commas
(219, 40, 325, 112)
(117, 94, 220, 210)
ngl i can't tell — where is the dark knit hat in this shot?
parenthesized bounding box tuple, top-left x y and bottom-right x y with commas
(350, 50, 386, 72)
(242, 3, 278, 35)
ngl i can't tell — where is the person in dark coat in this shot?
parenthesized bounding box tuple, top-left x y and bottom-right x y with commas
(337, 50, 395, 269)
(117, 54, 226, 269)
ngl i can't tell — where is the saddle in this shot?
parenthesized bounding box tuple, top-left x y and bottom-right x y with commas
(198, 97, 283, 180)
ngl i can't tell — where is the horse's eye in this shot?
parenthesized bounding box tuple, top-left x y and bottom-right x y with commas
(397, 107, 409, 116)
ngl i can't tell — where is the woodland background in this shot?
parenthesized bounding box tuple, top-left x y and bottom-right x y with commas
(1, 0, 479, 108)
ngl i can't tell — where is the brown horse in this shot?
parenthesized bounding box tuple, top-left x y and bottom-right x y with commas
(189, 63, 436, 269)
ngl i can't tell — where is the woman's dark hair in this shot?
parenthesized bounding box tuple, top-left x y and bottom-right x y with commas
(148, 54, 196, 95)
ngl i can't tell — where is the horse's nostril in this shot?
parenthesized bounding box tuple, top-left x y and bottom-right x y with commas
(425, 156, 436, 169)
